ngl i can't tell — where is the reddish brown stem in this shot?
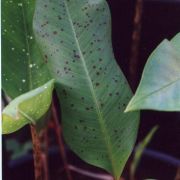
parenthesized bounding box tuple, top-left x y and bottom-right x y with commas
(129, 0, 143, 91)
(30, 125, 43, 180)
(175, 167, 180, 180)
(39, 128, 49, 180)
(52, 100, 73, 180)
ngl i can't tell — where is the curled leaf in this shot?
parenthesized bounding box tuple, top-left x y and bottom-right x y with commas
(2, 80, 54, 134)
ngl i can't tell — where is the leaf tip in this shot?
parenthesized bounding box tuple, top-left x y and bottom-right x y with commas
(124, 100, 135, 113)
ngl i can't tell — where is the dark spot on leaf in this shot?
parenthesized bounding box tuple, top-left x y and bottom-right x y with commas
(114, 129, 118, 133)
(95, 83, 100, 87)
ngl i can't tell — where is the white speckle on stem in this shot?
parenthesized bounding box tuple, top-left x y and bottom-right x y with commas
(11, 47, 15, 51)
(22, 79, 26, 83)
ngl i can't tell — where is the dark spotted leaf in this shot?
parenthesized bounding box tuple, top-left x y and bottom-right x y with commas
(33, 0, 140, 178)
(126, 33, 180, 112)
(2, 80, 54, 134)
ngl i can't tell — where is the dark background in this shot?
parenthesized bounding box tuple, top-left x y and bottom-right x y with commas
(108, 0, 180, 179)
(108, 0, 180, 157)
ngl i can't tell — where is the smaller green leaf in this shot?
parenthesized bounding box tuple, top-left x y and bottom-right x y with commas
(125, 33, 180, 112)
(2, 79, 54, 134)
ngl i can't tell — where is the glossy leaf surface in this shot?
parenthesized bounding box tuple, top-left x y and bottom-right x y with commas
(2, 0, 50, 99)
(126, 33, 180, 112)
(33, 0, 140, 178)
(2, 80, 54, 134)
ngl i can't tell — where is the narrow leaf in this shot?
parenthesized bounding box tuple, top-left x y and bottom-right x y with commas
(2, 80, 54, 134)
(126, 33, 180, 112)
(130, 126, 158, 179)
(33, 0, 140, 178)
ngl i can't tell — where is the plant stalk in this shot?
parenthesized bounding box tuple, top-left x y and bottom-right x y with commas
(39, 128, 49, 180)
(30, 125, 43, 180)
(52, 100, 72, 180)
(129, 0, 143, 91)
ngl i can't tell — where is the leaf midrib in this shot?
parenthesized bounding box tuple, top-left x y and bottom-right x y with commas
(19, 2, 34, 125)
(64, 0, 116, 174)
(21, 2, 33, 90)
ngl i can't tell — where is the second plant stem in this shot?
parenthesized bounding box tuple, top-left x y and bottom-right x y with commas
(52, 100, 73, 180)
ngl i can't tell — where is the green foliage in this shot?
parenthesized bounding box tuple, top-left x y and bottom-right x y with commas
(6, 139, 32, 160)
(2, 80, 54, 134)
(2, 0, 50, 99)
(130, 126, 158, 179)
(2, 0, 53, 133)
(33, 0, 140, 178)
(126, 33, 180, 112)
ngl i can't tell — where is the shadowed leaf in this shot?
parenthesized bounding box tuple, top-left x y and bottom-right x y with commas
(2, 0, 50, 99)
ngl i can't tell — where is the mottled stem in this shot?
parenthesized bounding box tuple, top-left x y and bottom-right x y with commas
(52, 100, 73, 180)
(30, 125, 43, 180)
(39, 128, 49, 180)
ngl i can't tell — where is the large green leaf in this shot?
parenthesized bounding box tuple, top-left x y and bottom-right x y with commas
(126, 33, 180, 112)
(2, 80, 54, 134)
(2, 0, 50, 99)
(33, 0, 140, 178)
